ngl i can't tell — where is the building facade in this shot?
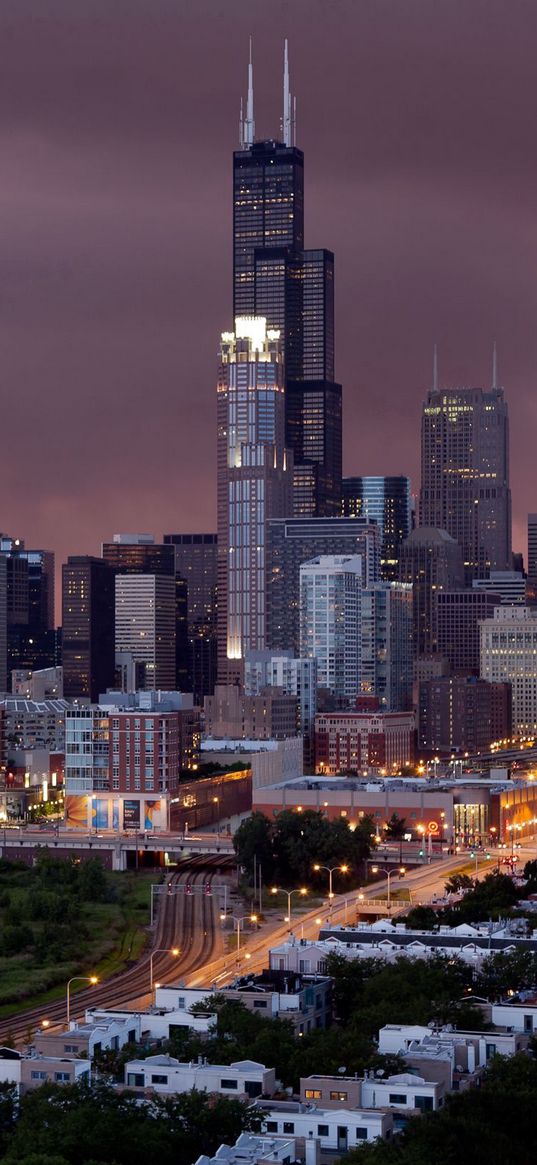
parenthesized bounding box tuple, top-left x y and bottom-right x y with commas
(472, 571, 526, 605)
(300, 556, 362, 700)
(480, 606, 537, 734)
(217, 318, 292, 683)
(115, 575, 176, 691)
(314, 709, 415, 773)
(163, 533, 218, 703)
(418, 676, 512, 754)
(436, 590, 501, 675)
(267, 517, 380, 656)
(399, 529, 464, 659)
(204, 683, 298, 741)
(244, 650, 317, 769)
(62, 557, 115, 702)
(342, 476, 412, 581)
(360, 582, 413, 711)
(419, 385, 511, 583)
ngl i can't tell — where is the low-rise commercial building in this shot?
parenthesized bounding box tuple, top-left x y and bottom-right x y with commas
(314, 708, 415, 774)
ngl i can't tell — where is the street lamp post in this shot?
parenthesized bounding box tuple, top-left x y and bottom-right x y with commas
(385, 867, 406, 910)
(220, 914, 258, 960)
(149, 947, 180, 993)
(270, 887, 307, 930)
(312, 864, 348, 910)
(66, 976, 98, 1027)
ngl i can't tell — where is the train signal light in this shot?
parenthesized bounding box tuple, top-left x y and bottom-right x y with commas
(185, 882, 192, 895)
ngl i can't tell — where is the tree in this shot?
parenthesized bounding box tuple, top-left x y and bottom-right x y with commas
(445, 873, 474, 894)
(404, 905, 438, 930)
(384, 813, 406, 862)
(233, 813, 274, 883)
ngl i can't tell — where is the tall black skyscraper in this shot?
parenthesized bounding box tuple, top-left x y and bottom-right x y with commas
(342, 476, 412, 581)
(232, 41, 342, 517)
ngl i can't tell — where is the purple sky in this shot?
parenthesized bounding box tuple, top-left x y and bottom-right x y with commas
(2, 0, 536, 597)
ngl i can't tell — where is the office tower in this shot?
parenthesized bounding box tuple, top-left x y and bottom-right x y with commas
(0, 558, 6, 692)
(115, 575, 176, 691)
(244, 649, 317, 768)
(360, 582, 413, 711)
(163, 533, 218, 703)
(419, 370, 511, 582)
(342, 476, 412, 581)
(217, 317, 292, 682)
(528, 515, 537, 580)
(480, 606, 537, 734)
(233, 43, 342, 517)
(267, 516, 380, 655)
(300, 555, 362, 700)
(472, 571, 526, 605)
(102, 534, 188, 691)
(418, 675, 512, 754)
(62, 557, 115, 702)
(436, 589, 501, 674)
(0, 536, 56, 675)
(399, 528, 464, 658)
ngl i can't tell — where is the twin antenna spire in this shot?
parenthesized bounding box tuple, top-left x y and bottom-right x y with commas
(431, 342, 500, 391)
(239, 37, 296, 149)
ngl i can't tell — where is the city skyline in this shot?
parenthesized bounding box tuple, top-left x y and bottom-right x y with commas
(1, 0, 536, 581)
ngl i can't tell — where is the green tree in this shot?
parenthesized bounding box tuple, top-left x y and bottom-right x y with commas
(233, 812, 275, 883)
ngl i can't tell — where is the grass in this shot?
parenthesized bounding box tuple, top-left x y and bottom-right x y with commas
(0, 866, 154, 1018)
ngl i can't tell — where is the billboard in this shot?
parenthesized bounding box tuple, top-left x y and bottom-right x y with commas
(65, 795, 89, 830)
(144, 800, 161, 830)
(92, 799, 109, 830)
(123, 800, 141, 830)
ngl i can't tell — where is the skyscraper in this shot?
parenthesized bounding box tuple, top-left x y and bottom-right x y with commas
(102, 534, 188, 691)
(233, 41, 342, 517)
(528, 514, 537, 580)
(266, 516, 380, 655)
(360, 582, 413, 711)
(163, 533, 218, 703)
(217, 317, 292, 682)
(419, 362, 511, 583)
(342, 476, 412, 580)
(399, 528, 464, 659)
(0, 536, 56, 675)
(115, 574, 176, 690)
(300, 554, 362, 700)
(62, 557, 115, 702)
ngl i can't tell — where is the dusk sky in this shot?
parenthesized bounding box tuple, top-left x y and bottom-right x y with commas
(2, 0, 537, 598)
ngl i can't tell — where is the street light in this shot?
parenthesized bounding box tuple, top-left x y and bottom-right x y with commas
(226, 914, 257, 959)
(271, 887, 307, 930)
(150, 947, 180, 992)
(312, 864, 349, 906)
(385, 867, 406, 909)
(66, 976, 98, 1026)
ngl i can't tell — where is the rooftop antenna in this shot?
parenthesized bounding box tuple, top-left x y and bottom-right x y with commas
(283, 39, 292, 146)
(244, 36, 255, 147)
(433, 344, 439, 392)
(492, 340, 498, 390)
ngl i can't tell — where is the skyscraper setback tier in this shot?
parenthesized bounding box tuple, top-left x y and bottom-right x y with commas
(419, 386, 511, 583)
(217, 318, 292, 682)
(233, 67, 341, 518)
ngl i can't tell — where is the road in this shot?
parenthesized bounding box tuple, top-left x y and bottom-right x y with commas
(0, 846, 522, 1042)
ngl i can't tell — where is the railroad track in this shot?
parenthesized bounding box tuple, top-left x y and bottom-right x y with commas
(0, 866, 223, 1045)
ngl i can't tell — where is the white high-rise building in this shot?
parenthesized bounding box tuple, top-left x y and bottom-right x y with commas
(480, 606, 537, 734)
(115, 575, 176, 691)
(299, 555, 362, 700)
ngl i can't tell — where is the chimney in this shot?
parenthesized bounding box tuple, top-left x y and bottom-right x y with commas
(305, 1136, 320, 1165)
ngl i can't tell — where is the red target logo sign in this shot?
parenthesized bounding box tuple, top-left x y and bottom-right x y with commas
(427, 821, 439, 833)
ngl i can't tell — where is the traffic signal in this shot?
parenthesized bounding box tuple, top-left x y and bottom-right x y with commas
(185, 882, 192, 895)
(418, 849, 424, 857)
(204, 881, 212, 896)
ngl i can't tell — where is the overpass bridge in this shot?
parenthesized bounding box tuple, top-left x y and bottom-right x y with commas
(0, 828, 235, 870)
